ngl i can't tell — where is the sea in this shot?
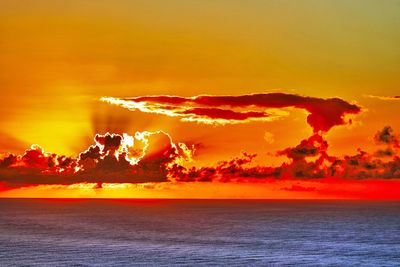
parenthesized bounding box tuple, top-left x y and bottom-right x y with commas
(0, 199, 399, 266)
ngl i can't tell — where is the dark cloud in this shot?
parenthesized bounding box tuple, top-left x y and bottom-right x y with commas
(1, 127, 399, 187)
(374, 126, 399, 147)
(277, 134, 328, 161)
(182, 107, 268, 121)
(374, 148, 395, 158)
(173, 127, 400, 181)
(0, 154, 17, 169)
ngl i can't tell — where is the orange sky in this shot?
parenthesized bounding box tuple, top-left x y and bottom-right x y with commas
(0, 1, 399, 199)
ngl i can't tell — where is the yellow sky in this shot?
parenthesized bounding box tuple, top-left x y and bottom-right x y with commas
(0, 0, 399, 165)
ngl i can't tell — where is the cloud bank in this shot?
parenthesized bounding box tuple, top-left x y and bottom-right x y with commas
(0, 131, 194, 186)
(173, 128, 400, 182)
(1, 126, 399, 187)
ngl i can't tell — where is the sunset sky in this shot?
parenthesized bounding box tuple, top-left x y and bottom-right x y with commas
(1, 0, 399, 199)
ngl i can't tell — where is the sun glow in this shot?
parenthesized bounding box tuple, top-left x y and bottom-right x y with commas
(2, 179, 400, 200)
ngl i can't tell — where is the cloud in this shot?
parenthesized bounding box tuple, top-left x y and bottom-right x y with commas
(374, 148, 395, 158)
(102, 93, 361, 133)
(281, 185, 316, 192)
(365, 95, 400, 101)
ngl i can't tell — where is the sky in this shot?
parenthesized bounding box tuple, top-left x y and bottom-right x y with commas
(0, 0, 400, 199)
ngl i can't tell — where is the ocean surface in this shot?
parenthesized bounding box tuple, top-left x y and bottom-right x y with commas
(0, 199, 399, 266)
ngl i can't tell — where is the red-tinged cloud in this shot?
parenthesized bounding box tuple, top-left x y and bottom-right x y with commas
(0, 145, 78, 173)
(102, 93, 361, 133)
(374, 126, 399, 148)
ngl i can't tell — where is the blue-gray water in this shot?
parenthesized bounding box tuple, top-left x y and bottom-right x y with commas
(0, 199, 400, 266)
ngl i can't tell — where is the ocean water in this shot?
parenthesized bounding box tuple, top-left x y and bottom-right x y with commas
(0, 199, 399, 266)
